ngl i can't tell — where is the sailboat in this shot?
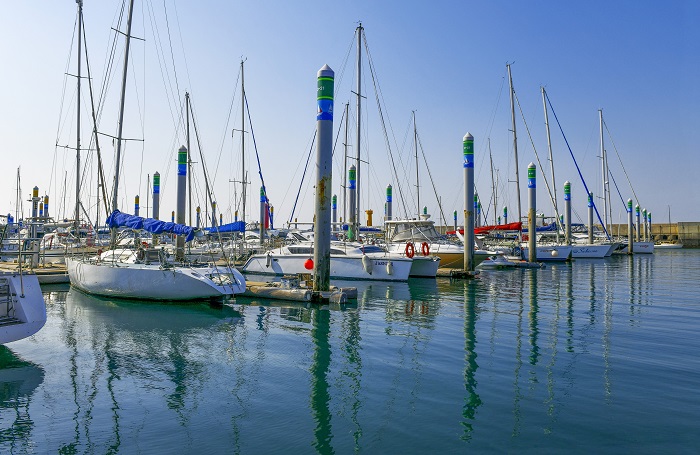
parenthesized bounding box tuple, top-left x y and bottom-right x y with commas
(65, 0, 245, 301)
(655, 206, 683, 249)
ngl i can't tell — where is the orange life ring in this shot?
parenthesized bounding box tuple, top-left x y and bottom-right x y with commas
(405, 242, 415, 258)
(421, 242, 430, 256)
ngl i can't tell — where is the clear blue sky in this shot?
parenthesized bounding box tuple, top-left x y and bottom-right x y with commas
(1, 0, 698, 227)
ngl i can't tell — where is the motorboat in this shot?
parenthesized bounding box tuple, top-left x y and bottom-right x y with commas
(242, 241, 413, 281)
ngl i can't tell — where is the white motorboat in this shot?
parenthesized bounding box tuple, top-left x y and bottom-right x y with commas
(242, 242, 413, 281)
(66, 248, 245, 300)
(477, 255, 518, 270)
(615, 241, 655, 254)
(0, 271, 47, 344)
(654, 242, 683, 249)
(521, 244, 572, 262)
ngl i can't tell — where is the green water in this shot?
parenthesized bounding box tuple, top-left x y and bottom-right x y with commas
(1, 250, 699, 453)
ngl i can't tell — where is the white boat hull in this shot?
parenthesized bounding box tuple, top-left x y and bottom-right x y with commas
(407, 255, 441, 278)
(571, 243, 616, 258)
(654, 243, 683, 249)
(243, 253, 413, 281)
(66, 258, 246, 300)
(616, 241, 655, 254)
(521, 245, 572, 261)
(0, 272, 47, 344)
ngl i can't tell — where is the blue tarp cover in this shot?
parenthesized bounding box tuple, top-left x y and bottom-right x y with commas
(205, 221, 246, 234)
(106, 210, 197, 242)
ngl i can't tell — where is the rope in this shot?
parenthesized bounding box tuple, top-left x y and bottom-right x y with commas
(545, 91, 610, 239)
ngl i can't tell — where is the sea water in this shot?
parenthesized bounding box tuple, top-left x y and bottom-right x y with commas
(1, 249, 699, 454)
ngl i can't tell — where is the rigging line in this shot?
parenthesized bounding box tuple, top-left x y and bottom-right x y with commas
(513, 90, 560, 222)
(608, 170, 627, 211)
(603, 119, 642, 208)
(288, 131, 317, 224)
(162, 0, 181, 102)
(52, 14, 79, 198)
(170, 1, 194, 97)
(364, 38, 408, 219)
(145, 0, 179, 134)
(545, 91, 610, 239)
(216, 68, 242, 183)
(416, 130, 447, 227)
(244, 93, 274, 221)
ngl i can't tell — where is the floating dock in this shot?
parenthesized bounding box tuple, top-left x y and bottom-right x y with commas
(0, 263, 69, 284)
(242, 277, 357, 304)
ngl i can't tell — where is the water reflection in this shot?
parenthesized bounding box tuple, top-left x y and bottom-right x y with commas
(461, 281, 481, 440)
(43, 287, 243, 453)
(0, 347, 44, 451)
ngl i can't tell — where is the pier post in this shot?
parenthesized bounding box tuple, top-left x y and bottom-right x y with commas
(176, 146, 187, 260)
(648, 212, 652, 243)
(348, 165, 356, 242)
(196, 206, 201, 229)
(386, 185, 392, 222)
(134, 195, 140, 217)
(474, 193, 480, 228)
(44, 195, 49, 219)
(635, 205, 640, 242)
(642, 208, 648, 241)
(259, 187, 266, 246)
(211, 201, 217, 228)
(528, 163, 537, 263)
(503, 206, 508, 224)
(313, 64, 334, 292)
(464, 133, 474, 271)
(31, 186, 39, 219)
(588, 192, 594, 244)
(564, 181, 571, 245)
(332, 194, 337, 227)
(453, 210, 457, 234)
(152, 172, 160, 245)
(477, 200, 482, 229)
(627, 199, 634, 254)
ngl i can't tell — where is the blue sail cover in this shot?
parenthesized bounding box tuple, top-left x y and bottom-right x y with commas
(205, 221, 246, 233)
(106, 210, 197, 242)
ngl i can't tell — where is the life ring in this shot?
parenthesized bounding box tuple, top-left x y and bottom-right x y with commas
(421, 242, 430, 256)
(405, 242, 415, 258)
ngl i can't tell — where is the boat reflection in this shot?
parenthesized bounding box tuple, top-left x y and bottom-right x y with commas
(0, 347, 44, 449)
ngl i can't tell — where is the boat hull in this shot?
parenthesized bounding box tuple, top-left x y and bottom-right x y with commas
(242, 254, 413, 281)
(0, 272, 46, 344)
(521, 245, 573, 261)
(571, 243, 616, 258)
(66, 258, 245, 300)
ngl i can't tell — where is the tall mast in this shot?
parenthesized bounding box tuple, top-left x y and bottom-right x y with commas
(542, 86, 559, 242)
(186, 92, 192, 226)
(110, 0, 136, 248)
(489, 138, 497, 225)
(507, 64, 522, 229)
(355, 23, 363, 229)
(241, 59, 246, 237)
(75, 0, 83, 234)
(599, 108, 608, 234)
(343, 102, 349, 223)
(413, 111, 419, 216)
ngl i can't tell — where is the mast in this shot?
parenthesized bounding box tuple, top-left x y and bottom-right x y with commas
(488, 138, 497, 225)
(599, 109, 609, 235)
(241, 60, 246, 238)
(186, 92, 192, 227)
(413, 111, 419, 216)
(542, 86, 559, 242)
(75, 0, 83, 234)
(343, 102, 349, 224)
(507, 64, 522, 230)
(355, 22, 363, 230)
(110, 0, 136, 248)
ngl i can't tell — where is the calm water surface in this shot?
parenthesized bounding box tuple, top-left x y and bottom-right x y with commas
(1, 250, 699, 454)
